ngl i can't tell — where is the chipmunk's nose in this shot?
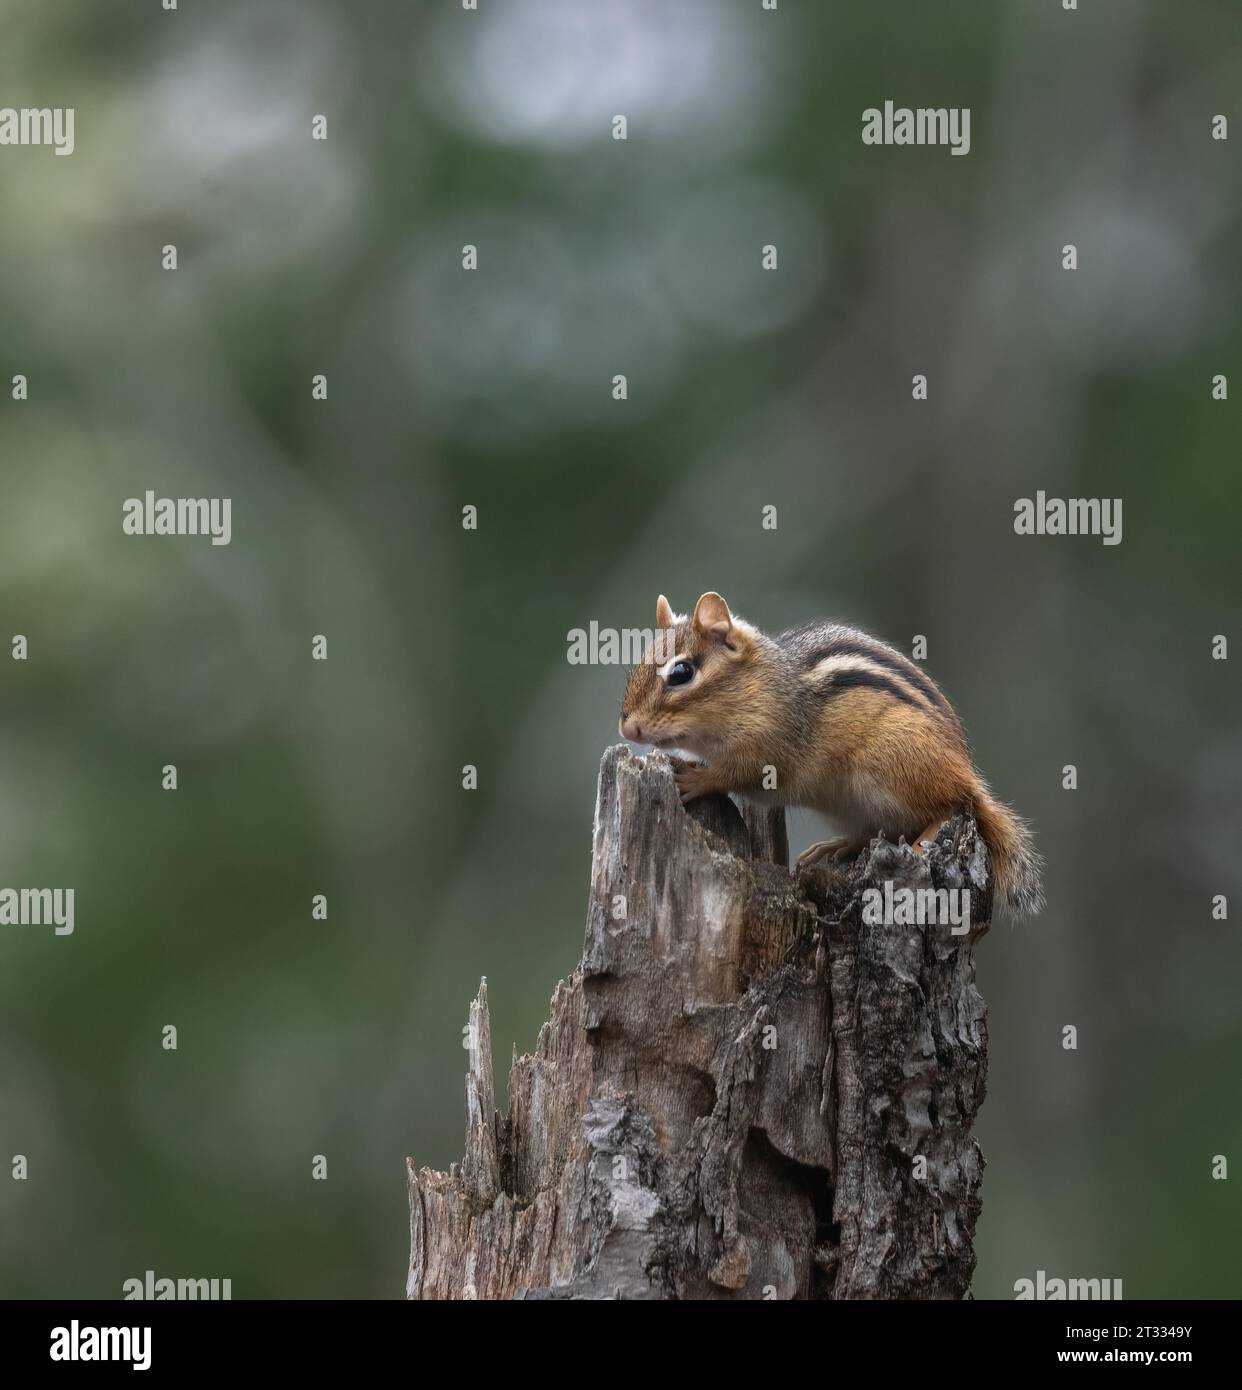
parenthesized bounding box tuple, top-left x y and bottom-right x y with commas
(621, 717, 644, 743)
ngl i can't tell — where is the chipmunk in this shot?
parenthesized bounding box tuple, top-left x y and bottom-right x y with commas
(619, 592, 1044, 915)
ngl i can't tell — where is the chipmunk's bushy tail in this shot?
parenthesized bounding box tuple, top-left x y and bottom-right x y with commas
(972, 783, 1044, 916)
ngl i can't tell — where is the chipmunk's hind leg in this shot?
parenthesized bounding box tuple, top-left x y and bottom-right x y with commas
(912, 818, 946, 855)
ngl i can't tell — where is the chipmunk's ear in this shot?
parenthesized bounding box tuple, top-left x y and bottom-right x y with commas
(655, 594, 675, 630)
(692, 592, 734, 643)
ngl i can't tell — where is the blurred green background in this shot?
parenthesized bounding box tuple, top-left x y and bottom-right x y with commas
(1, 0, 1239, 1298)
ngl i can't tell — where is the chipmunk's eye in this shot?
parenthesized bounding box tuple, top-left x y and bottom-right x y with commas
(665, 660, 695, 688)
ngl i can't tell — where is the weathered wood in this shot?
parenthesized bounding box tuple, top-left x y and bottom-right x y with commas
(407, 745, 991, 1300)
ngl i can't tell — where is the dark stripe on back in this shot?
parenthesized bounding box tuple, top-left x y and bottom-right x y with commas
(803, 637, 954, 716)
(818, 666, 925, 710)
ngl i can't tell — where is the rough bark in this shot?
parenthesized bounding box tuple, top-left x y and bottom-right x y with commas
(407, 745, 991, 1300)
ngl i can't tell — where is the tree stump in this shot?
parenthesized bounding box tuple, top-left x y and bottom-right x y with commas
(406, 745, 991, 1300)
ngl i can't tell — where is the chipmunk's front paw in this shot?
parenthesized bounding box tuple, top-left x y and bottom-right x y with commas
(797, 837, 866, 869)
(671, 759, 718, 804)
(797, 838, 848, 868)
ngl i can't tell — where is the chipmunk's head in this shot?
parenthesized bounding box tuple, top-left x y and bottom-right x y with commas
(619, 592, 759, 757)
